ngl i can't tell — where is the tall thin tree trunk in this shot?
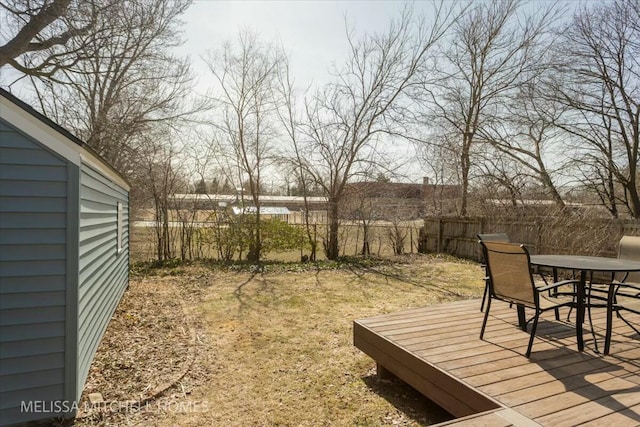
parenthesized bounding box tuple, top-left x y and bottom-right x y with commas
(327, 199, 340, 260)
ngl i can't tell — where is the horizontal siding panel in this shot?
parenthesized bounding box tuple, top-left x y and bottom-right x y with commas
(0, 244, 65, 261)
(0, 121, 15, 133)
(0, 291, 65, 310)
(0, 306, 65, 326)
(78, 232, 113, 260)
(77, 161, 129, 394)
(0, 212, 65, 229)
(0, 368, 64, 393)
(78, 256, 127, 316)
(0, 180, 66, 197)
(0, 229, 65, 245)
(79, 213, 115, 228)
(78, 243, 116, 281)
(0, 164, 67, 181)
(81, 198, 117, 215)
(0, 384, 64, 410)
(81, 178, 125, 201)
(0, 126, 46, 149)
(0, 147, 66, 166)
(78, 261, 127, 334)
(0, 260, 65, 277)
(0, 352, 64, 376)
(77, 256, 128, 381)
(0, 275, 65, 293)
(0, 196, 67, 213)
(81, 185, 124, 206)
(78, 223, 112, 243)
(82, 164, 127, 197)
(0, 322, 64, 342)
(0, 383, 63, 412)
(0, 337, 64, 358)
(79, 256, 119, 303)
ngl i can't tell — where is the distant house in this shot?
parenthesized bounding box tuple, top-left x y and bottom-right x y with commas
(0, 89, 130, 426)
(341, 181, 426, 221)
(423, 178, 462, 216)
(170, 193, 329, 224)
(231, 206, 292, 222)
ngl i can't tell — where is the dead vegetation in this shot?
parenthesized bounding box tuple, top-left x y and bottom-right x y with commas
(73, 254, 484, 426)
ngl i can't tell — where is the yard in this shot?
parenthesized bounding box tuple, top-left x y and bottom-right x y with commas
(75, 255, 484, 427)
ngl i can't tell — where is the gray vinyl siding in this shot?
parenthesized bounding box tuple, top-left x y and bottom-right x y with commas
(76, 162, 129, 397)
(0, 120, 69, 424)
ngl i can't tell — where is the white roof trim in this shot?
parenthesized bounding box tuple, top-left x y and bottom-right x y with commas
(1, 95, 81, 164)
(1, 94, 130, 191)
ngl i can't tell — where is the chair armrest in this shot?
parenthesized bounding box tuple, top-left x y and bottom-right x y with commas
(613, 281, 640, 298)
(536, 279, 580, 293)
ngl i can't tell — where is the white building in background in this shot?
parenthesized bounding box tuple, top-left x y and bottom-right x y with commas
(170, 193, 328, 224)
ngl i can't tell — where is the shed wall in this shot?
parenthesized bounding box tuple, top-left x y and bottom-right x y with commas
(0, 120, 69, 425)
(77, 162, 129, 397)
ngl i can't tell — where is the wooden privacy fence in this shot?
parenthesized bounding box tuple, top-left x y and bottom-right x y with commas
(423, 216, 640, 261)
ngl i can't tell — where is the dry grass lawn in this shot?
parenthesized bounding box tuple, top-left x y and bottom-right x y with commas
(76, 254, 484, 427)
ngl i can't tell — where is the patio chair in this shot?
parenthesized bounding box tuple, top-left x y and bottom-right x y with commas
(479, 241, 578, 357)
(477, 233, 511, 313)
(608, 236, 640, 340)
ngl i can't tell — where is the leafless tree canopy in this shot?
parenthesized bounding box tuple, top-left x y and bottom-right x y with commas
(2, 0, 639, 263)
(203, 31, 285, 262)
(548, 0, 640, 218)
(28, 0, 195, 173)
(283, 4, 457, 259)
(417, 0, 563, 215)
(0, 0, 111, 78)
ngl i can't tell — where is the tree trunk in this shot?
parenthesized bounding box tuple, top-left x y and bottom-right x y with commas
(460, 134, 471, 216)
(326, 199, 340, 260)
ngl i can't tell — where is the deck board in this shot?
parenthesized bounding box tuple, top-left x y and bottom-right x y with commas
(354, 299, 640, 426)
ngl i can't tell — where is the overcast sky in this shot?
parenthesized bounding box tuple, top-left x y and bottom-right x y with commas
(181, 1, 428, 184)
(182, 0, 423, 91)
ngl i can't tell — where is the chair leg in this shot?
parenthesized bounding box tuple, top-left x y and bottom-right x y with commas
(617, 311, 640, 336)
(517, 305, 527, 331)
(587, 287, 599, 353)
(604, 287, 615, 355)
(480, 281, 488, 312)
(526, 311, 540, 358)
(480, 297, 492, 340)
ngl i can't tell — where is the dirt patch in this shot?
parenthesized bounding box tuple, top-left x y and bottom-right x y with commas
(73, 254, 484, 426)
(73, 272, 210, 426)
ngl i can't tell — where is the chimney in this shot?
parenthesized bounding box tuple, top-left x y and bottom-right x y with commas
(423, 177, 430, 186)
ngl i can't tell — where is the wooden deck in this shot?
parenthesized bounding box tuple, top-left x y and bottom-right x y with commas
(354, 299, 640, 427)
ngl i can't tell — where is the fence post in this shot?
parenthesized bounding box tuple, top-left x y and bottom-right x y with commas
(437, 217, 444, 253)
(410, 226, 414, 253)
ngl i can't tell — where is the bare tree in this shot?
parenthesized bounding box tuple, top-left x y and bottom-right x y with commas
(28, 0, 195, 174)
(481, 82, 568, 208)
(0, 0, 110, 77)
(419, 0, 563, 215)
(137, 134, 187, 261)
(549, 0, 640, 218)
(275, 57, 323, 260)
(291, 4, 455, 260)
(204, 31, 284, 262)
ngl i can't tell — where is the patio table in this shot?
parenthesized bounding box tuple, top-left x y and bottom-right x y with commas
(530, 254, 640, 354)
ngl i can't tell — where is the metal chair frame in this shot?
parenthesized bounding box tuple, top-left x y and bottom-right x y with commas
(480, 241, 578, 358)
